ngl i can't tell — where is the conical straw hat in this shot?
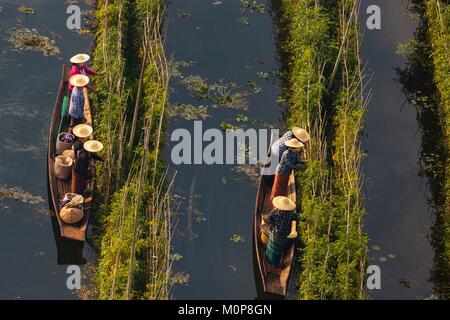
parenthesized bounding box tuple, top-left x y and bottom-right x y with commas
(284, 138, 304, 149)
(84, 140, 103, 153)
(292, 127, 310, 143)
(60, 207, 84, 224)
(69, 74, 89, 87)
(272, 196, 296, 211)
(72, 124, 93, 139)
(70, 53, 90, 64)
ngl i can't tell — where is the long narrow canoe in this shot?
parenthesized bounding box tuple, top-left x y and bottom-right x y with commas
(253, 168, 296, 297)
(47, 65, 94, 242)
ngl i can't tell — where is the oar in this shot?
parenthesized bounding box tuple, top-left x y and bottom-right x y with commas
(57, 95, 69, 136)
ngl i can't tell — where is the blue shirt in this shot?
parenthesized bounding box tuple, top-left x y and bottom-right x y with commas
(69, 87, 84, 119)
(270, 131, 294, 160)
(268, 208, 299, 236)
(276, 149, 302, 175)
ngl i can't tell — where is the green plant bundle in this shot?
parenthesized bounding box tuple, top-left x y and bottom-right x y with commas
(91, 0, 173, 300)
(275, 0, 367, 299)
(425, 0, 450, 298)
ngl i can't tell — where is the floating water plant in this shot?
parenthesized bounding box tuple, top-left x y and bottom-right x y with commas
(17, 5, 36, 15)
(168, 103, 210, 120)
(9, 28, 60, 56)
(230, 234, 247, 243)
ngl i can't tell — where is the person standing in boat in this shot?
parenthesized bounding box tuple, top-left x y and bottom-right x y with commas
(270, 127, 310, 160)
(269, 138, 304, 206)
(68, 74, 89, 130)
(265, 196, 299, 265)
(71, 139, 104, 195)
(69, 53, 97, 92)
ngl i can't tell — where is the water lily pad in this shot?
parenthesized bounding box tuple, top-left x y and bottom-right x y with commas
(387, 254, 396, 259)
(371, 245, 381, 251)
(378, 256, 387, 262)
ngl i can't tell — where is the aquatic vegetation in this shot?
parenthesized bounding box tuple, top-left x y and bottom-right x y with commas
(236, 114, 249, 122)
(168, 103, 210, 120)
(171, 271, 190, 285)
(240, 0, 265, 14)
(193, 209, 206, 224)
(170, 60, 195, 78)
(230, 234, 247, 243)
(399, 278, 412, 288)
(17, 5, 36, 15)
(9, 28, 60, 56)
(238, 17, 250, 26)
(244, 80, 262, 94)
(177, 11, 192, 19)
(181, 75, 209, 99)
(220, 121, 237, 131)
(0, 185, 44, 205)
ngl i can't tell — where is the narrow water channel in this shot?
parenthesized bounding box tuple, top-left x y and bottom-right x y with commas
(0, 0, 94, 299)
(164, 0, 282, 299)
(361, 0, 434, 299)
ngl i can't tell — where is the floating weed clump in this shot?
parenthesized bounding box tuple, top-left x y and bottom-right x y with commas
(238, 16, 250, 26)
(168, 103, 210, 120)
(220, 121, 238, 131)
(181, 75, 209, 99)
(171, 60, 195, 78)
(9, 28, 60, 56)
(193, 209, 206, 224)
(17, 5, 36, 15)
(240, 0, 265, 14)
(177, 11, 192, 19)
(171, 271, 190, 285)
(230, 234, 247, 243)
(0, 185, 44, 205)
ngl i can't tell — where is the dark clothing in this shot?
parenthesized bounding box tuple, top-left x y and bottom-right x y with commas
(70, 116, 83, 128)
(73, 140, 103, 178)
(268, 208, 299, 237)
(276, 149, 303, 175)
(270, 131, 294, 160)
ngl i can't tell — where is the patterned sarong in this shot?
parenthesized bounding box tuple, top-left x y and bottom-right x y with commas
(265, 232, 290, 265)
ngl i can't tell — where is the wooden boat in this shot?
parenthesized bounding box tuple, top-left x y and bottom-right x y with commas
(253, 168, 296, 297)
(47, 65, 94, 242)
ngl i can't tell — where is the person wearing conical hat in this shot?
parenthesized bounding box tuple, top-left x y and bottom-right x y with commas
(265, 196, 299, 265)
(69, 53, 97, 91)
(269, 138, 304, 207)
(71, 139, 104, 194)
(270, 127, 310, 160)
(68, 74, 89, 129)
